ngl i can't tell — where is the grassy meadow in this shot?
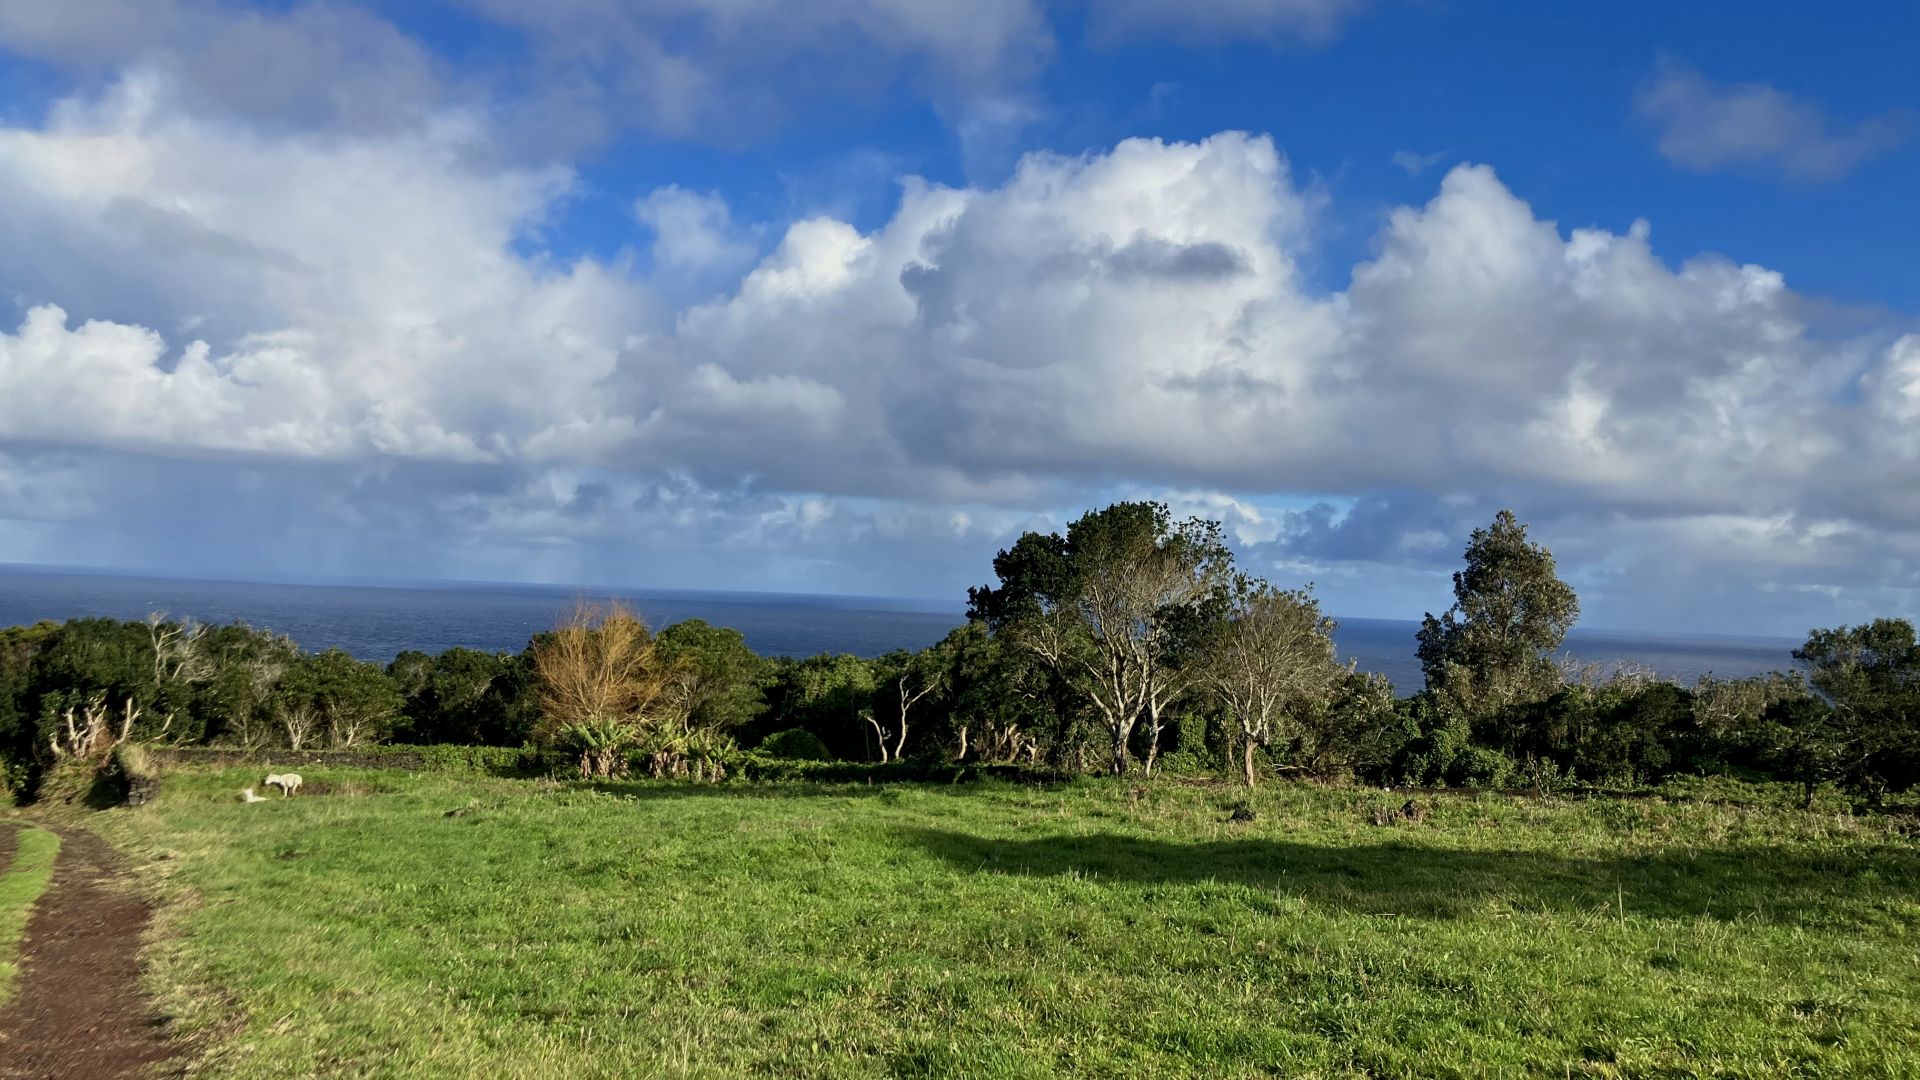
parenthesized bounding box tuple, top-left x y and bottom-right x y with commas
(76, 769, 1920, 1078)
(0, 824, 58, 1006)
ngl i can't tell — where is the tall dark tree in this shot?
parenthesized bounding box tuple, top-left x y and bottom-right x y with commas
(759, 653, 878, 759)
(1790, 618, 1920, 803)
(389, 648, 535, 746)
(928, 621, 1062, 765)
(1417, 510, 1579, 722)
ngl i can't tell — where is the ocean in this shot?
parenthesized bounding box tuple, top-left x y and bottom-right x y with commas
(0, 566, 1802, 693)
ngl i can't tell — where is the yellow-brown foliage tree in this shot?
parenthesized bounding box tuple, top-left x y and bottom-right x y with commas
(531, 601, 685, 778)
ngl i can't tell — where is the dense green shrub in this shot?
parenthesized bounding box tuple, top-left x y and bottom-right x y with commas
(1443, 745, 1517, 788)
(1512, 754, 1574, 794)
(388, 648, 537, 746)
(759, 728, 833, 761)
(630, 728, 742, 781)
(1146, 747, 1210, 777)
(1386, 696, 1466, 786)
(401, 744, 560, 776)
(739, 754, 1067, 785)
(149, 743, 561, 777)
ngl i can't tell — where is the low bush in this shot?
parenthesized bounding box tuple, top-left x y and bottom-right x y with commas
(1444, 745, 1517, 788)
(148, 744, 563, 777)
(630, 728, 741, 781)
(1146, 747, 1211, 777)
(757, 728, 833, 761)
(0, 760, 29, 808)
(738, 754, 1068, 785)
(109, 743, 161, 806)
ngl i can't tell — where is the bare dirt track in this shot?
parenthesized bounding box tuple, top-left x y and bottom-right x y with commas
(0, 826, 183, 1079)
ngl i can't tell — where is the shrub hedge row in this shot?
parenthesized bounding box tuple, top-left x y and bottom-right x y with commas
(147, 744, 1072, 786)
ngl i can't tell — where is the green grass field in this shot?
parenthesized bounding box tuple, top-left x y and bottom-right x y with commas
(91, 770, 1920, 1078)
(0, 824, 59, 1007)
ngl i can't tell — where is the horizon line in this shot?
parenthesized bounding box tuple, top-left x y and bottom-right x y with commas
(0, 560, 1806, 644)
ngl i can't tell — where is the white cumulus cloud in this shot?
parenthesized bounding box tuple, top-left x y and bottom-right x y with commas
(0, 71, 1917, 630)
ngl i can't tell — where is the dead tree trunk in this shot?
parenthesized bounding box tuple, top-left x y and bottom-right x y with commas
(862, 710, 891, 763)
(1143, 701, 1166, 776)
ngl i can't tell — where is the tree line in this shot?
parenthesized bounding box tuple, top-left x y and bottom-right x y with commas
(3, 503, 1916, 805)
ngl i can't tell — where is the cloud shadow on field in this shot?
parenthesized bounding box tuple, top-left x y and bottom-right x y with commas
(583, 777, 1061, 802)
(904, 828, 1920, 926)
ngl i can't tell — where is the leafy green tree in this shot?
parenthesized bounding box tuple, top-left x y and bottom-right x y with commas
(194, 623, 301, 750)
(656, 619, 772, 733)
(1514, 677, 1690, 786)
(30, 618, 184, 759)
(760, 653, 878, 759)
(971, 501, 1234, 775)
(1291, 670, 1401, 782)
(1417, 510, 1579, 724)
(1758, 695, 1844, 809)
(277, 649, 404, 749)
(1790, 618, 1920, 803)
(388, 648, 536, 746)
(141, 612, 216, 739)
(387, 649, 435, 732)
(1681, 671, 1813, 775)
(1200, 576, 1347, 787)
(861, 646, 950, 762)
(0, 622, 61, 779)
(33, 619, 155, 719)
(923, 621, 1063, 765)
(1387, 692, 1516, 789)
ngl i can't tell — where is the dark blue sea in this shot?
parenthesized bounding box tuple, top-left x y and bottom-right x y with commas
(0, 567, 1801, 693)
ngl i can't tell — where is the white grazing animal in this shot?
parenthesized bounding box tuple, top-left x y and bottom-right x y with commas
(265, 772, 303, 796)
(241, 787, 268, 803)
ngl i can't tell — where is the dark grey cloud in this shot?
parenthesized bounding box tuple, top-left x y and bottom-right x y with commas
(1253, 495, 1480, 569)
(1104, 236, 1250, 281)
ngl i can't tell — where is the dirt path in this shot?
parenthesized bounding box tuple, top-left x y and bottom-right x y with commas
(0, 827, 184, 1079)
(0, 824, 17, 873)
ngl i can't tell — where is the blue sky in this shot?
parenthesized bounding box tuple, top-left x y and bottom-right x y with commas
(0, 1, 1915, 636)
(475, 1, 1920, 307)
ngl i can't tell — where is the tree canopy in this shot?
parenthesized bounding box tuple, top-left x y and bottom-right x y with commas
(971, 501, 1233, 774)
(1417, 509, 1579, 721)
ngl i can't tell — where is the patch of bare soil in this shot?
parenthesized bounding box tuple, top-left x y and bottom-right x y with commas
(0, 827, 184, 1079)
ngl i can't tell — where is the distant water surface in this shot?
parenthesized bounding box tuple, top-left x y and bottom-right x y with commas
(1331, 617, 1800, 695)
(0, 567, 961, 661)
(0, 567, 1800, 691)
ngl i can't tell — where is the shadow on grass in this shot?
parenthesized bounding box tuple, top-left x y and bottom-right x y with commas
(905, 827, 1920, 925)
(584, 781, 899, 801)
(583, 772, 1066, 801)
